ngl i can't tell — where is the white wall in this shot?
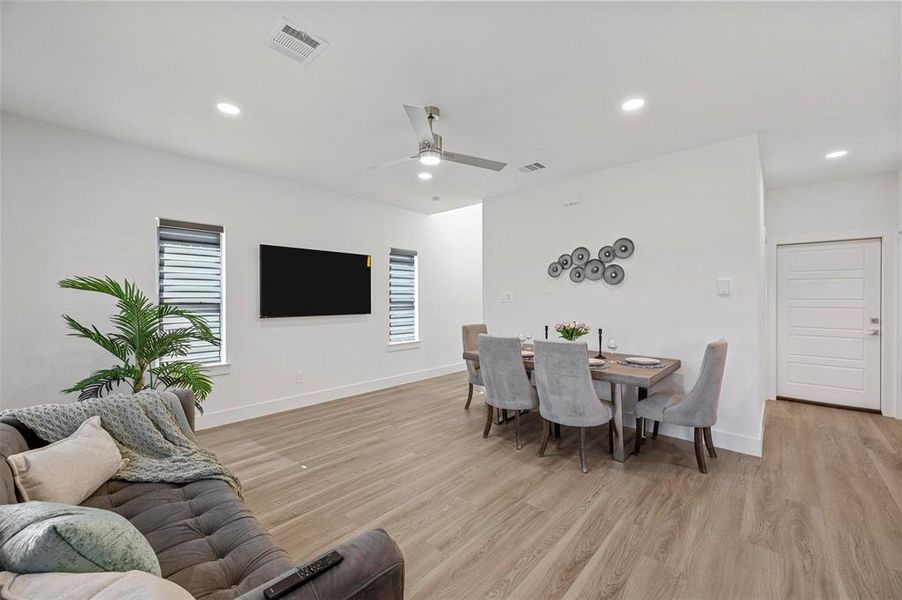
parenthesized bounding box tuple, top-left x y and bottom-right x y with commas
(0, 113, 483, 427)
(764, 173, 899, 417)
(766, 173, 899, 238)
(483, 135, 766, 456)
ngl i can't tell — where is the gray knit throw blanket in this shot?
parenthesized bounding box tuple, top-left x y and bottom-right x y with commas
(1, 390, 240, 493)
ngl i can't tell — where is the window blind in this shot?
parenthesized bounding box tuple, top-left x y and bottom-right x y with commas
(389, 248, 417, 343)
(158, 221, 224, 364)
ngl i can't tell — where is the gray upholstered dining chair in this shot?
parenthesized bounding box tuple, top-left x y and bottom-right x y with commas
(634, 339, 728, 473)
(478, 335, 539, 450)
(462, 323, 488, 409)
(533, 340, 614, 473)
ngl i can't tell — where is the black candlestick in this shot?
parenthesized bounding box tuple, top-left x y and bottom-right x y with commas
(544, 325, 549, 340)
(596, 328, 604, 358)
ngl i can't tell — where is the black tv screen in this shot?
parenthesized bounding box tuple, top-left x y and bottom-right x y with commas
(260, 244, 372, 317)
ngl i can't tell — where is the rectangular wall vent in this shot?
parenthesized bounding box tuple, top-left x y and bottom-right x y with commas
(519, 162, 547, 173)
(266, 18, 328, 65)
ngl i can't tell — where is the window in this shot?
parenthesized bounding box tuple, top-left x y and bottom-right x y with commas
(389, 248, 418, 344)
(157, 219, 225, 364)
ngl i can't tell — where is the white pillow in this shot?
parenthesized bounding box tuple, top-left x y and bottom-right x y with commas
(6, 416, 124, 505)
(0, 570, 194, 600)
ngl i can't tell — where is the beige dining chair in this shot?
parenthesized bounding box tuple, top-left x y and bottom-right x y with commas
(461, 323, 487, 409)
(634, 340, 728, 473)
(478, 335, 539, 450)
(533, 340, 614, 473)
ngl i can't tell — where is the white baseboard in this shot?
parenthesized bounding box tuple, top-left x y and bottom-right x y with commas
(197, 363, 465, 430)
(654, 422, 763, 457)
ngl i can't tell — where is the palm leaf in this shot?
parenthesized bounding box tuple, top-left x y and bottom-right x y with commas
(62, 364, 141, 400)
(150, 361, 213, 411)
(154, 304, 219, 346)
(61, 315, 130, 362)
(60, 276, 156, 363)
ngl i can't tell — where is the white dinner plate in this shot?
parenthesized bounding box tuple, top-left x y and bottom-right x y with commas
(625, 356, 661, 366)
(588, 358, 606, 367)
(521, 350, 535, 358)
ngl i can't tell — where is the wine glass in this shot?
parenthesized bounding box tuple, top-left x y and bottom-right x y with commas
(606, 337, 619, 357)
(524, 331, 534, 347)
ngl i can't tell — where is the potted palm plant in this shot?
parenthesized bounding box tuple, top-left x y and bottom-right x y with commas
(59, 276, 219, 411)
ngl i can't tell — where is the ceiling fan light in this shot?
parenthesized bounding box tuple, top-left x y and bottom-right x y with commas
(419, 150, 441, 166)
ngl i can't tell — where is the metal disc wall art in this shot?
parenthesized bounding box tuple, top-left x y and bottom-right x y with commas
(603, 263, 625, 284)
(571, 246, 591, 266)
(585, 259, 605, 280)
(546, 237, 635, 286)
(599, 246, 615, 262)
(558, 254, 573, 269)
(613, 238, 634, 259)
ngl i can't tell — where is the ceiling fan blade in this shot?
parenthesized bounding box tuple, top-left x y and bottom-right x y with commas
(442, 151, 507, 172)
(365, 155, 415, 170)
(403, 104, 436, 146)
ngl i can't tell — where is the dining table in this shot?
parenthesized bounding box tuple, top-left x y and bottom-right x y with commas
(461, 347, 681, 462)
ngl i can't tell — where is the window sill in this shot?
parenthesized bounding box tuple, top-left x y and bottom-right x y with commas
(202, 362, 232, 376)
(387, 340, 421, 352)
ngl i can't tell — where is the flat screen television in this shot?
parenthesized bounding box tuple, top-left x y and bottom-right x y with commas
(260, 244, 371, 318)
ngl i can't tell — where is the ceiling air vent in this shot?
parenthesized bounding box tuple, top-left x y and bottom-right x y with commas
(266, 18, 328, 65)
(519, 162, 547, 173)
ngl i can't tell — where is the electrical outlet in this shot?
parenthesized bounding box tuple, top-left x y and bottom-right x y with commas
(295, 371, 305, 384)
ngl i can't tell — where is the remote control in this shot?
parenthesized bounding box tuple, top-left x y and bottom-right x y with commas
(263, 550, 343, 600)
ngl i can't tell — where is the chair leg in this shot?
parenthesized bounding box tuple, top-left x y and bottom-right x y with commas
(465, 383, 474, 410)
(694, 428, 708, 473)
(634, 417, 643, 455)
(703, 426, 717, 458)
(608, 420, 614, 454)
(652, 421, 659, 439)
(483, 405, 494, 438)
(538, 419, 550, 457)
(579, 427, 589, 473)
(554, 423, 561, 439)
(515, 411, 522, 450)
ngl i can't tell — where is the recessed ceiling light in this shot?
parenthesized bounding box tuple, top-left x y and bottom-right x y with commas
(621, 97, 645, 112)
(825, 149, 848, 160)
(418, 172, 433, 180)
(216, 102, 241, 116)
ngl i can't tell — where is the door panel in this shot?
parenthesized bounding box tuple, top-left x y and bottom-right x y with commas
(777, 239, 881, 410)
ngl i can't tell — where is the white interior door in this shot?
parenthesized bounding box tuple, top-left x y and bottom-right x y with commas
(777, 239, 881, 410)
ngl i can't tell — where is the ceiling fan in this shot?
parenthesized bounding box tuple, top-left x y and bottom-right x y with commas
(367, 105, 507, 172)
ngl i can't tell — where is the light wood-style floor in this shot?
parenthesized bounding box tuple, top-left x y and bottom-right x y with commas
(198, 373, 902, 599)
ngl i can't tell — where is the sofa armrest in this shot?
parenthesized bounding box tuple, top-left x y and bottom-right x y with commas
(236, 529, 404, 600)
(170, 389, 196, 432)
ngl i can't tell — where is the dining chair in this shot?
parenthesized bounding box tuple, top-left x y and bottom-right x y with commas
(533, 340, 614, 473)
(634, 340, 728, 473)
(461, 323, 488, 409)
(478, 335, 539, 450)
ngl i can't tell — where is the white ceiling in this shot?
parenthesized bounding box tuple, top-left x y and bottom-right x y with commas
(2, 2, 899, 213)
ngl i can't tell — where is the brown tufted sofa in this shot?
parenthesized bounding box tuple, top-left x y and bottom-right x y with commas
(0, 391, 405, 599)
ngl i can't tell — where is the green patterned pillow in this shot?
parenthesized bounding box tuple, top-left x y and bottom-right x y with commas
(0, 502, 160, 576)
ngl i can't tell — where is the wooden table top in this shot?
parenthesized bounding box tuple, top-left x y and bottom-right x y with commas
(462, 349, 681, 388)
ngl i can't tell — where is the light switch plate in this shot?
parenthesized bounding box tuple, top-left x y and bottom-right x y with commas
(716, 278, 732, 296)
(500, 291, 515, 303)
